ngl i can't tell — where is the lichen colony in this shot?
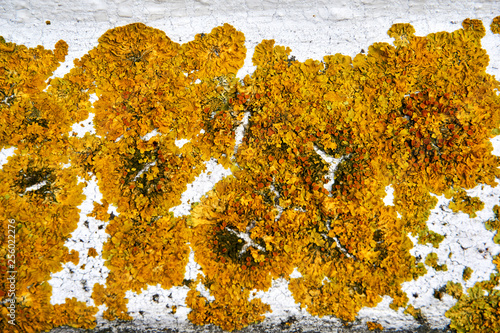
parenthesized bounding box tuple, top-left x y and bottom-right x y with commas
(1, 17, 500, 332)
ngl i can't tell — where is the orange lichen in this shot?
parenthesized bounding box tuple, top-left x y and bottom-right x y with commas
(462, 266, 473, 281)
(461, 18, 486, 39)
(62, 22, 245, 321)
(181, 23, 246, 80)
(491, 16, 500, 34)
(485, 205, 500, 244)
(187, 176, 281, 330)
(0, 37, 97, 332)
(367, 321, 384, 331)
(2, 17, 500, 332)
(87, 248, 98, 258)
(448, 188, 484, 218)
(387, 23, 416, 47)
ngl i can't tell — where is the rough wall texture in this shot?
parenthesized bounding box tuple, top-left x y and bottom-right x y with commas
(1, 1, 500, 332)
(2, 0, 499, 78)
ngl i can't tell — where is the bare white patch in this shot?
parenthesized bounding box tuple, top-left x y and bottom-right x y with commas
(490, 136, 500, 156)
(141, 129, 160, 141)
(234, 111, 250, 155)
(0, 147, 16, 169)
(290, 267, 303, 279)
(23, 181, 47, 193)
(383, 184, 394, 206)
(49, 176, 110, 316)
(125, 284, 191, 323)
(196, 281, 215, 302)
(169, 158, 232, 217)
(313, 144, 343, 192)
(133, 160, 156, 181)
(184, 247, 203, 280)
(249, 277, 309, 320)
(175, 138, 190, 148)
(71, 112, 96, 138)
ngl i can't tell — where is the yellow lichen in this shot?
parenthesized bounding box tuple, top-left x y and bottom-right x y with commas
(367, 321, 384, 331)
(425, 252, 448, 272)
(87, 248, 98, 258)
(491, 16, 500, 34)
(404, 304, 424, 321)
(448, 188, 484, 218)
(0, 36, 97, 333)
(463, 267, 473, 281)
(485, 205, 500, 244)
(2, 17, 500, 332)
(446, 284, 500, 333)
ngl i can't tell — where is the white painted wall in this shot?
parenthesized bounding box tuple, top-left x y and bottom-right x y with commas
(1, 1, 500, 331)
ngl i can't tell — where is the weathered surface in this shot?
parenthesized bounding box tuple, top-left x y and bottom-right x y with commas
(1, 1, 500, 332)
